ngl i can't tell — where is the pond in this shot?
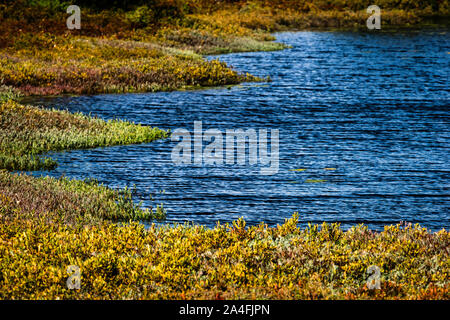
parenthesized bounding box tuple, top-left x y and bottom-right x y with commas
(25, 30, 450, 231)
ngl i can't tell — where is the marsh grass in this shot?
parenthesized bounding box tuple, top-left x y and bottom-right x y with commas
(0, 97, 168, 223)
(0, 1, 448, 300)
(0, 35, 259, 96)
(0, 100, 168, 170)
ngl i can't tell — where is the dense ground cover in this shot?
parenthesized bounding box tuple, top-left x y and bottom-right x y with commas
(0, 91, 168, 224)
(0, 0, 448, 95)
(0, 34, 258, 95)
(0, 214, 448, 299)
(0, 1, 263, 95)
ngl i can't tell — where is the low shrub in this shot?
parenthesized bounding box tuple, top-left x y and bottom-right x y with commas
(0, 214, 447, 299)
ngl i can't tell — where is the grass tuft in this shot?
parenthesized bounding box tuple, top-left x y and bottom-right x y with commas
(0, 100, 168, 171)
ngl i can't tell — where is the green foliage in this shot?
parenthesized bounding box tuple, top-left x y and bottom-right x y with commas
(0, 100, 169, 170)
(0, 171, 165, 224)
(26, 0, 70, 11)
(125, 5, 155, 27)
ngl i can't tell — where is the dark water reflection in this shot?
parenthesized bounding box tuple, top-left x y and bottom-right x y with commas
(25, 30, 450, 231)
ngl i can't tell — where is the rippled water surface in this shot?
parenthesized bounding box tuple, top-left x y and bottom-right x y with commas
(27, 30, 450, 230)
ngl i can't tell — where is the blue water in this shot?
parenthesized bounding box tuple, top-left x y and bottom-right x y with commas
(26, 30, 450, 231)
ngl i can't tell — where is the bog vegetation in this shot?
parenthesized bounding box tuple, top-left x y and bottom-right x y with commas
(0, 213, 448, 299)
(0, 98, 168, 170)
(0, 0, 448, 300)
(1, 0, 448, 95)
